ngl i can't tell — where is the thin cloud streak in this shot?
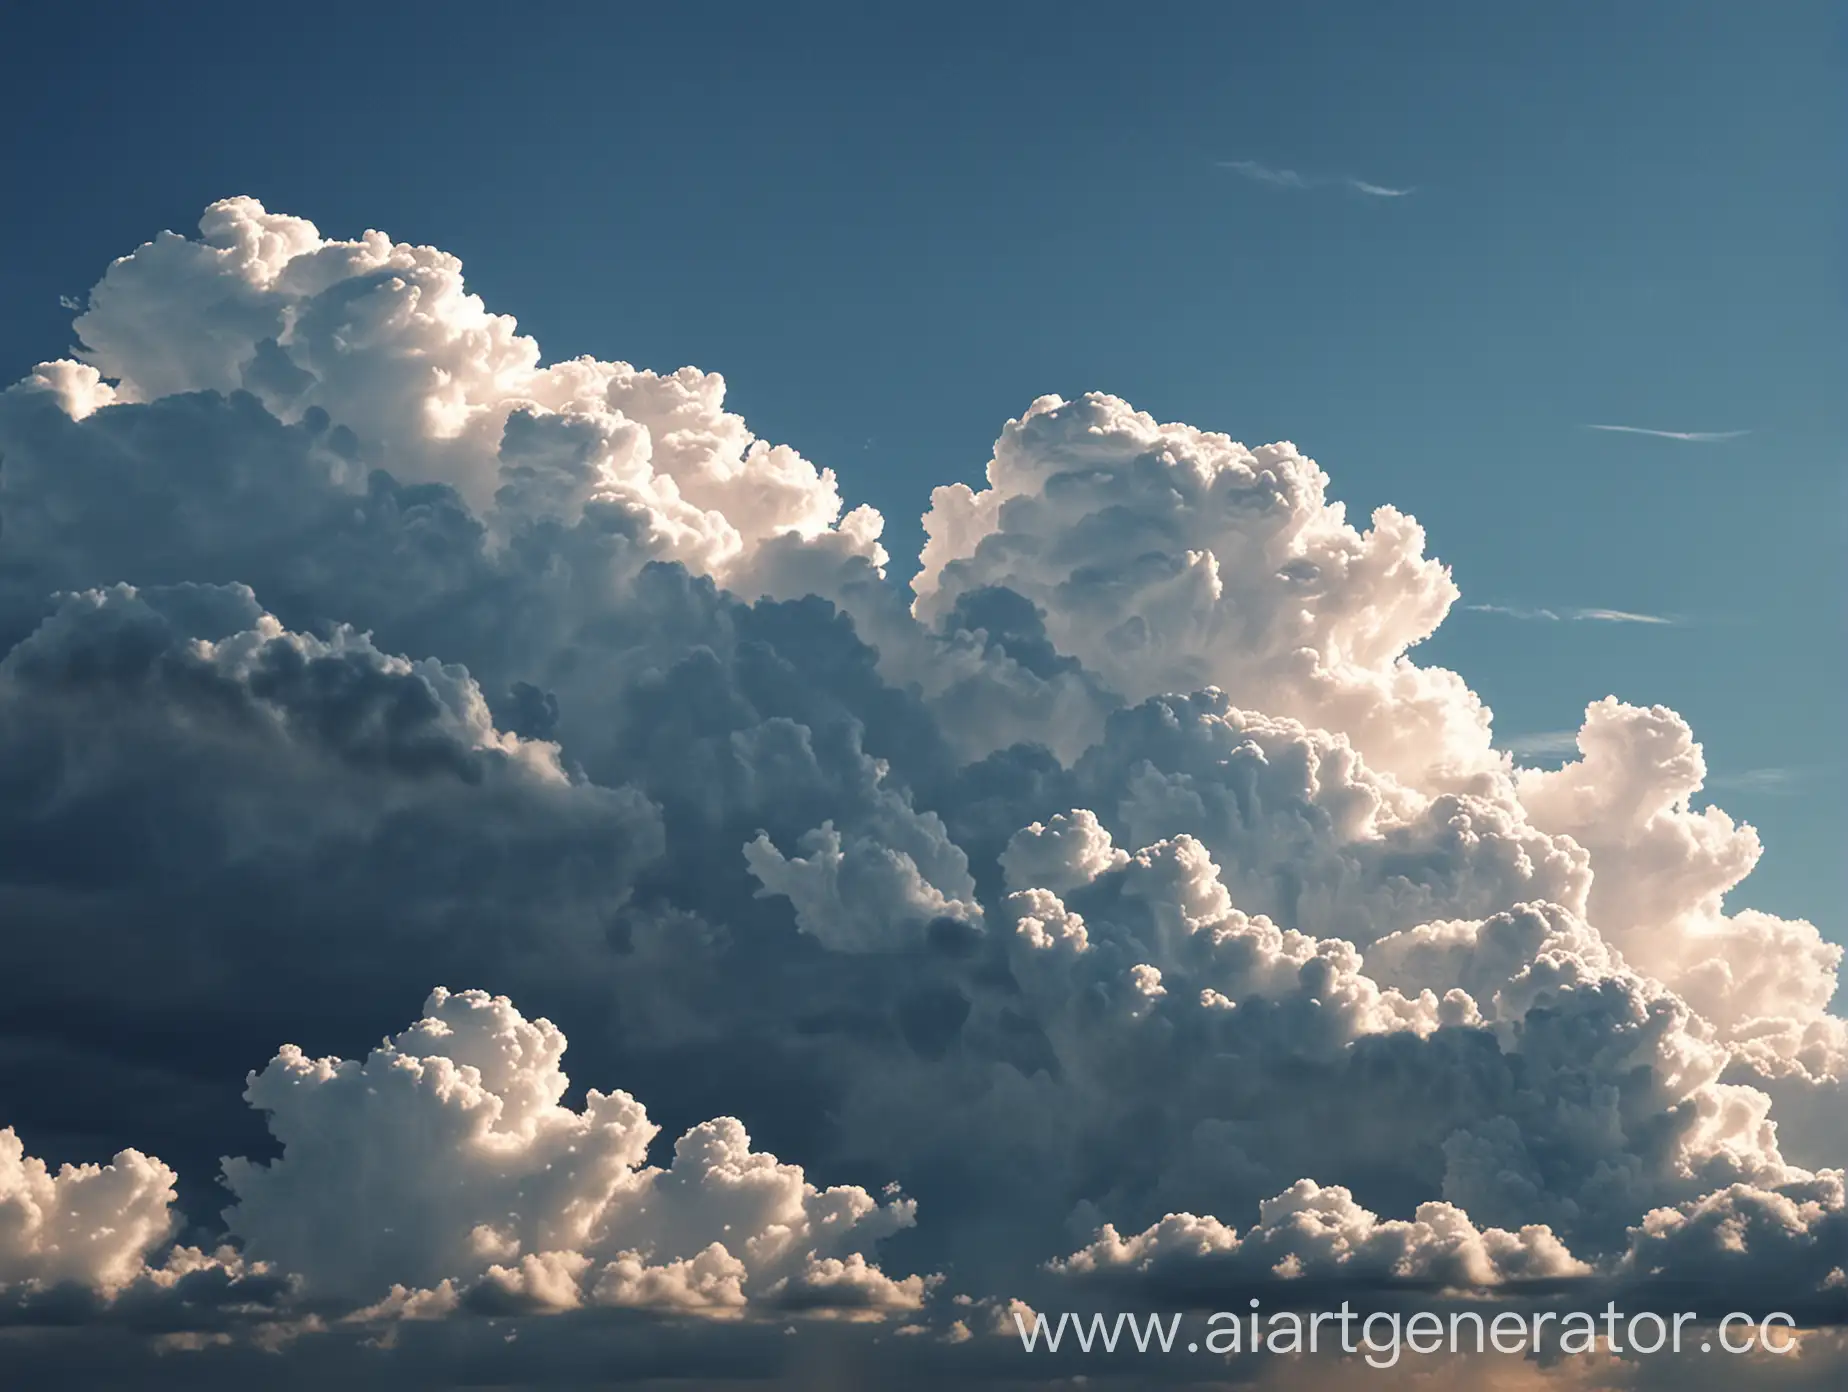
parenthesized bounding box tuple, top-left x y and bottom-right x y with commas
(1218, 159, 1414, 198)
(1707, 768, 1803, 795)
(1499, 730, 1581, 759)
(1584, 424, 1751, 442)
(1464, 604, 1676, 626)
(1571, 607, 1676, 626)
(1220, 159, 1311, 189)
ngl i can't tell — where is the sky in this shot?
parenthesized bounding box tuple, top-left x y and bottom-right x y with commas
(0, 4, 1843, 1388)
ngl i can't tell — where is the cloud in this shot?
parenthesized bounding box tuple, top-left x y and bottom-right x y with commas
(1464, 604, 1676, 625)
(1052, 1179, 1590, 1293)
(0, 578, 667, 1206)
(1571, 608, 1675, 625)
(1583, 424, 1751, 442)
(1618, 1176, 1848, 1321)
(1516, 699, 1843, 1057)
(221, 987, 930, 1319)
(914, 392, 1485, 790)
(1218, 159, 1415, 197)
(1707, 767, 1803, 794)
(34, 195, 887, 582)
(0, 1128, 177, 1294)
(0, 199, 1839, 1387)
(1498, 730, 1582, 759)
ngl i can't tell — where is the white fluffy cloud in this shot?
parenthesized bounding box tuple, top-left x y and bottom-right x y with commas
(1054, 1178, 1589, 1289)
(913, 392, 1492, 790)
(222, 987, 929, 1320)
(60, 197, 885, 587)
(0, 1128, 177, 1294)
(1518, 699, 1843, 1073)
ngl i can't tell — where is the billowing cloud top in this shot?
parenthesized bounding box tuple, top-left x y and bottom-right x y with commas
(0, 200, 1840, 1390)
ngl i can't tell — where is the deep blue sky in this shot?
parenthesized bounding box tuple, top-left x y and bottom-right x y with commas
(2, 0, 1840, 934)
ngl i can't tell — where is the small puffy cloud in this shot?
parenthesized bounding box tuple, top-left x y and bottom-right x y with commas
(1000, 809, 1129, 894)
(745, 809, 983, 953)
(0, 1128, 177, 1294)
(222, 987, 928, 1320)
(1054, 1179, 1588, 1292)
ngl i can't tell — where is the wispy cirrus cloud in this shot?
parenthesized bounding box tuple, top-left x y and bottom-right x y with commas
(1584, 424, 1751, 442)
(1570, 607, 1676, 625)
(1464, 604, 1676, 626)
(1498, 729, 1581, 760)
(1707, 767, 1803, 795)
(1217, 159, 1413, 198)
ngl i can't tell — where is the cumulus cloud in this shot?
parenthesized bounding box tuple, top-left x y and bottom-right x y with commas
(745, 800, 983, 952)
(1516, 700, 1843, 1065)
(0, 1128, 177, 1294)
(0, 200, 1838, 1387)
(912, 392, 1490, 790)
(0, 576, 667, 1214)
(1054, 1179, 1588, 1292)
(1619, 1175, 1847, 1320)
(53, 198, 883, 578)
(221, 987, 929, 1321)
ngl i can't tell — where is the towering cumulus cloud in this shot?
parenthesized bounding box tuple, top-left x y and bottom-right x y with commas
(0, 200, 1839, 1390)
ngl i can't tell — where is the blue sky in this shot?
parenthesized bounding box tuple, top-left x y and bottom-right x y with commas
(3, 0, 1840, 932)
